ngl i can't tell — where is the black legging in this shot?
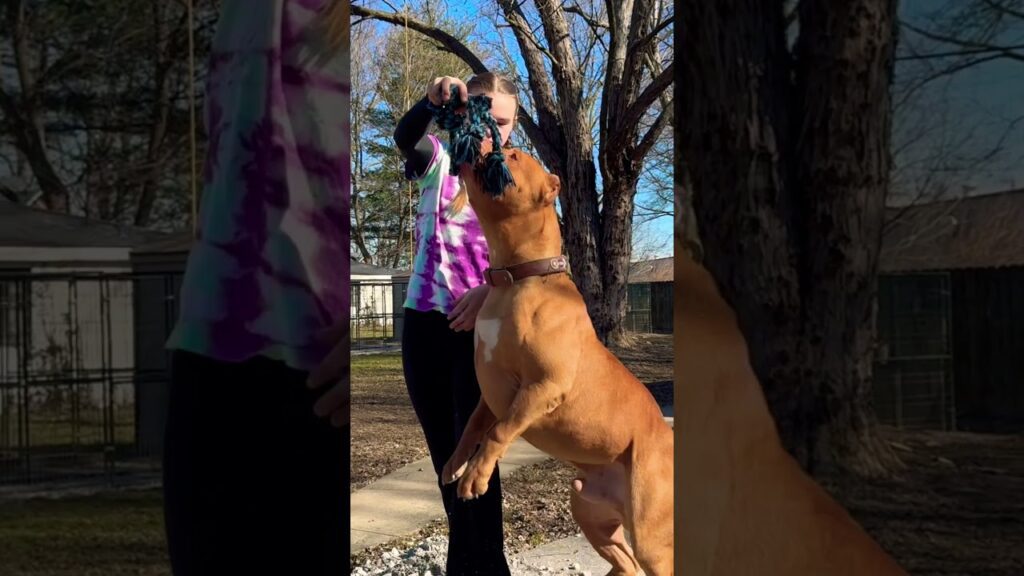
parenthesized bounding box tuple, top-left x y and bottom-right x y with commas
(401, 308, 511, 576)
(162, 349, 348, 575)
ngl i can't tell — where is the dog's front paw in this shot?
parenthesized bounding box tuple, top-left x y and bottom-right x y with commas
(456, 452, 496, 500)
(442, 442, 478, 485)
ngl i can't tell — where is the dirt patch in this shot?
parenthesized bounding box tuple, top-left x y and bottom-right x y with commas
(821, 428, 1024, 576)
(350, 353, 429, 493)
(500, 459, 580, 551)
(609, 333, 673, 387)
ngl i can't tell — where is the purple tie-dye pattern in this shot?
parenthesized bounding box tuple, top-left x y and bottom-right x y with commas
(167, 0, 348, 371)
(404, 135, 490, 315)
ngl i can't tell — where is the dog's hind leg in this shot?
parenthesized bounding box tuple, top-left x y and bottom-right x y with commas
(626, 435, 675, 576)
(570, 478, 641, 576)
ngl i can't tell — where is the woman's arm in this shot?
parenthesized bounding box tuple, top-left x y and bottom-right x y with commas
(393, 96, 436, 179)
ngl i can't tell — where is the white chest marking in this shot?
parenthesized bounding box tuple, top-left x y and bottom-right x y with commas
(475, 318, 501, 363)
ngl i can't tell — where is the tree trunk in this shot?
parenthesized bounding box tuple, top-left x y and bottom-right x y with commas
(793, 0, 902, 475)
(530, 0, 608, 336)
(597, 174, 637, 345)
(681, 0, 810, 461)
(676, 167, 702, 262)
(681, 0, 902, 476)
(559, 146, 605, 336)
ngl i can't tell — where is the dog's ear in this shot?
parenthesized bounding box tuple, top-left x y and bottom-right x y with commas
(542, 174, 560, 205)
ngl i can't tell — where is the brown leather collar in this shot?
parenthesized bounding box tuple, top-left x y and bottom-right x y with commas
(484, 255, 569, 287)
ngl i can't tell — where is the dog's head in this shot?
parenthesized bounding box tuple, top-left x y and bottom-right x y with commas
(459, 148, 560, 223)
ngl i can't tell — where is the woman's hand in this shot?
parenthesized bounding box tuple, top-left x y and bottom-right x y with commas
(306, 320, 350, 428)
(447, 284, 490, 332)
(428, 76, 468, 111)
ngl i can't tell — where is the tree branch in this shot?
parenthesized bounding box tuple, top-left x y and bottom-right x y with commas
(498, 4, 563, 71)
(629, 15, 672, 54)
(903, 21, 1024, 62)
(564, 3, 608, 29)
(980, 0, 1024, 22)
(895, 53, 1004, 109)
(350, 4, 489, 72)
(633, 102, 671, 164)
(34, 51, 85, 89)
(497, 0, 565, 167)
(896, 43, 1024, 60)
(613, 61, 673, 150)
(533, 0, 586, 110)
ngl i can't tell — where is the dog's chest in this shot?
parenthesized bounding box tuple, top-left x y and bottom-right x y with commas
(474, 317, 502, 363)
(472, 314, 526, 417)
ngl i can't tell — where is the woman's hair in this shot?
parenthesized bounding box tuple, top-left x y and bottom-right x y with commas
(449, 72, 520, 216)
(466, 73, 519, 126)
(322, 0, 349, 53)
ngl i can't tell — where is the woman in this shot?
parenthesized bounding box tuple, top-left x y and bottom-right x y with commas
(161, 1, 349, 574)
(393, 72, 519, 575)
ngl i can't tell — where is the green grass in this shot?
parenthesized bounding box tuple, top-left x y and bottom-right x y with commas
(351, 324, 396, 341)
(352, 352, 403, 378)
(20, 418, 135, 448)
(0, 490, 169, 576)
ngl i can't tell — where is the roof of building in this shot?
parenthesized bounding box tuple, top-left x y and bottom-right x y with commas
(0, 200, 167, 248)
(133, 230, 193, 254)
(881, 189, 1024, 273)
(628, 256, 673, 283)
(351, 260, 404, 277)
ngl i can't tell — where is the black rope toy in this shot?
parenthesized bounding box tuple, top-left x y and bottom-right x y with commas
(426, 85, 516, 197)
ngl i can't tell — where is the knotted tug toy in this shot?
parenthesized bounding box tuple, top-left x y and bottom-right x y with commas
(426, 85, 516, 197)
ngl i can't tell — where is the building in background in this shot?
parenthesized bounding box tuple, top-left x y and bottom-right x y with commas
(627, 256, 673, 334)
(350, 261, 408, 348)
(0, 201, 168, 484)
(875, 189, 1024, 433)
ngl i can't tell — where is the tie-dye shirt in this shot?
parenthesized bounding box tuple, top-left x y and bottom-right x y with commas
(403, 134, 490, 314)
(166, 0, 349, 371)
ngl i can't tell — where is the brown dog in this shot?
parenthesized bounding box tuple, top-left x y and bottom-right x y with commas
(676, 236, 907, 575)
(442, 149, 674, 575)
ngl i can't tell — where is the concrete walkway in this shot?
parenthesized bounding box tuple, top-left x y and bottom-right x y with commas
(512, 535, 609, 574)
(351, 438, 550, 553)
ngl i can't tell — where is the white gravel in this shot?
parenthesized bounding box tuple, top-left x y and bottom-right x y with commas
(350, 535, 447, 576)
(350, 535, 596, 576)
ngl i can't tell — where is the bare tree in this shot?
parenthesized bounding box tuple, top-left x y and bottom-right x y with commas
(681, 0, 902, 477)
(353, 0, 674, 344)
(0, 0, 217, 229)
